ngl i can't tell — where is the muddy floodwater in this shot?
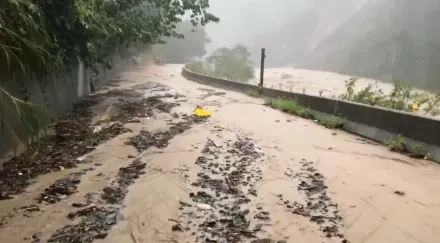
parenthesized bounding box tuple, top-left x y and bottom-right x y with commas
(0, 64, 439, 243)
(249, 68, 406, 98)
(249, 67, 440, 119)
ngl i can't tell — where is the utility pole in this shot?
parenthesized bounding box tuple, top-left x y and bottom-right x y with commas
(259, 48, 266, 94)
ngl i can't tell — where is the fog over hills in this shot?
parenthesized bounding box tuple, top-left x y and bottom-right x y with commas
(301, 0, 440, 89)
(205, 0, 440, 90)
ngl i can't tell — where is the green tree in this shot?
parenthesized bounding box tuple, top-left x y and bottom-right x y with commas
(37, 0, 219, 72)
(1, 0, 219, 77)
(0, 0, 219, 153)
(0, 0, 55, 153)
(206, 45, 255, 82)
(0, 0, 59, 80)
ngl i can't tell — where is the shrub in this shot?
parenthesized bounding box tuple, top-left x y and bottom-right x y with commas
(319, 116, 345, 129)
(186, 44, 255, 83)
(266, 98, 313, 119)
(340, 77, 440, 116)
(384, 135, 427, 159)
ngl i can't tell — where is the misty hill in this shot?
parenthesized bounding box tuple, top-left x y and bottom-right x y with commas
(245, 11, 318, 67)
(299, 0, 440, 90)
(243, 0, 367, 67)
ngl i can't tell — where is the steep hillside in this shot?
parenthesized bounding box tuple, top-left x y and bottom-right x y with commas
(243, 0, 368, 67)
(300, 0, 440, 90)
(308, 0, 369, 50)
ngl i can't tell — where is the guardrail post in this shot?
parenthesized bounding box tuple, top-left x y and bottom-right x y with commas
(259, 48, 266, 94)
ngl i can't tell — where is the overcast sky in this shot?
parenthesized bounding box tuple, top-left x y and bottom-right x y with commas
(204, 0, 315, 52)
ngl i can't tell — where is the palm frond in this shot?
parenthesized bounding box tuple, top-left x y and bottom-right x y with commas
(0, 86, 49, 152)
(0, 0, 55, 154)
(0, 0, 60, 81)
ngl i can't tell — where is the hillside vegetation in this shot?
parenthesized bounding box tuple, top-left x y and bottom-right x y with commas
(185, 45, 255, 83)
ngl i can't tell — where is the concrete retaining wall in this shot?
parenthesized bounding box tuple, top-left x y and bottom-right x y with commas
(0, 55, 132, 157)
(182, 67, 440, 162)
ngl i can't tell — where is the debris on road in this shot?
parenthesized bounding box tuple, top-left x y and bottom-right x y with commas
(171, 224, 185, 231)
(10, 81, 187, 241)
(125, 130, 163, 152)
(67, 204, 99, 219)
(101, 186, 126, 205)
(198, 90, 226, 100)
(251, 239, 287, 243)
(31, 232, 42, 242)
(287, 159, 348, 241)
(37, 173, 81, 204)
(47, 205, 123, 243)
(101, 158, 146, 204)
(18, 205, 40, 213)
(176, 137, 275, 242)
(0, 81, 182, 201)
(126, 114, 208, 152)
(0, 98, 131, 201)
(194, 106, 213, 117)
(111, 96, 180, 123)
(196, 203, 213, 210)
(49, 158, 146, 242)
(72, 202, 89, 208)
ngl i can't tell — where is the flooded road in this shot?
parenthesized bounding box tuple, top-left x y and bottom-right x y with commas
(1, 64, 440, 243)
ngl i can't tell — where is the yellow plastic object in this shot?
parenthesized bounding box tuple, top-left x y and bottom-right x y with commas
(194, 107, 212, 117)
(411, 103, 419, 112)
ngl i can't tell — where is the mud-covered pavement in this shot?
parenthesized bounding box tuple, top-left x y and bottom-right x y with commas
(1, 64, 440, 243)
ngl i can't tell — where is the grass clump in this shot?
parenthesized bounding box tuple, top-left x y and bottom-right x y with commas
(319, 116, 345, 129)
(384, 135, 427, 159)
(266, 98, 344, 129)
(246, 89, 260, 97)
(410, 144, 428, 159)
(266, 98, 314, 119)
(340, 77, 440, 116)
(385, 135, 408, 153)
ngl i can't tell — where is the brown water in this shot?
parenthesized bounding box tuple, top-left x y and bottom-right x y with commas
(1, 64, 439, 243)
(250, 68, 396, 98)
